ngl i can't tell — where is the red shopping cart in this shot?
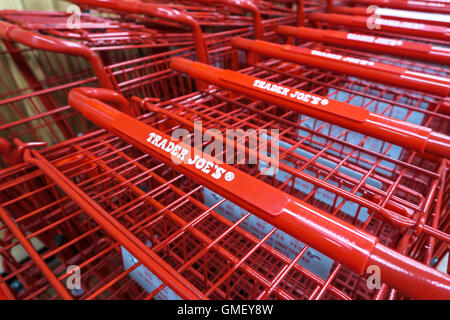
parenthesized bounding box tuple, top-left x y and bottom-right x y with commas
(0, 0, 305, 165)
(69, 0, 295, 42)
(0, 144, 187, 300)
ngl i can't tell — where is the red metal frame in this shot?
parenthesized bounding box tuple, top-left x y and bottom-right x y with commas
(138, 0, 266, 40)
(0, 10, 197, 57)
(0, 10, 244, 162)
(0, 21, 113, 89)
(0, 129, 360, 300)
(0, 0, 447, 300)
(0, 0, 300, 159)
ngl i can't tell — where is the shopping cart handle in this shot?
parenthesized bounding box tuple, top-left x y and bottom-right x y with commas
(68, 87, 450, 299)
(275, 25, 450, 65)
(170, 57, 450, 159)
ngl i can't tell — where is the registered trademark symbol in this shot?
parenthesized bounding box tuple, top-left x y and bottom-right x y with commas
(224, 172, 235, 182)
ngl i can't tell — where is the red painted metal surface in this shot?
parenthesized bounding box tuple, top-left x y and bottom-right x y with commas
(0, 10, 197, 54)
(68, 0, 209, 64)
(276, 25, 450, 65)
(0, 1, 298, 159)
(0, 20, 113, 89)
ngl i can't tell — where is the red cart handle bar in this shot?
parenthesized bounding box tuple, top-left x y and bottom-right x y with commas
(231, 36, 450, 97)
(276, 25, 450, 65)
(170, 57, 450, 159)
(68, 87, 450, 299)
(0, 20, 114, 89)
(308, 12, 450, 42)
(67, 0, 209, 64)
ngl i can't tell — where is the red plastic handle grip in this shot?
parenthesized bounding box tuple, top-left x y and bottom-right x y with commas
(169, 57, 450, 159)
(276, 25, 450, 65)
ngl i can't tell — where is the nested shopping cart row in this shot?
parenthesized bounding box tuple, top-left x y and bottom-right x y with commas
(1, 54, 448, 299)
(0, 0, 448, 301)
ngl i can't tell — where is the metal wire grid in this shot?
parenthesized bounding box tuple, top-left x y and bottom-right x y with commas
(0, 1, 447, 301)
(0, 41, 99, 146)
(0, 11, 197, 150)
(0, 158, 153, 300)
(0, 42, 227, 158)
